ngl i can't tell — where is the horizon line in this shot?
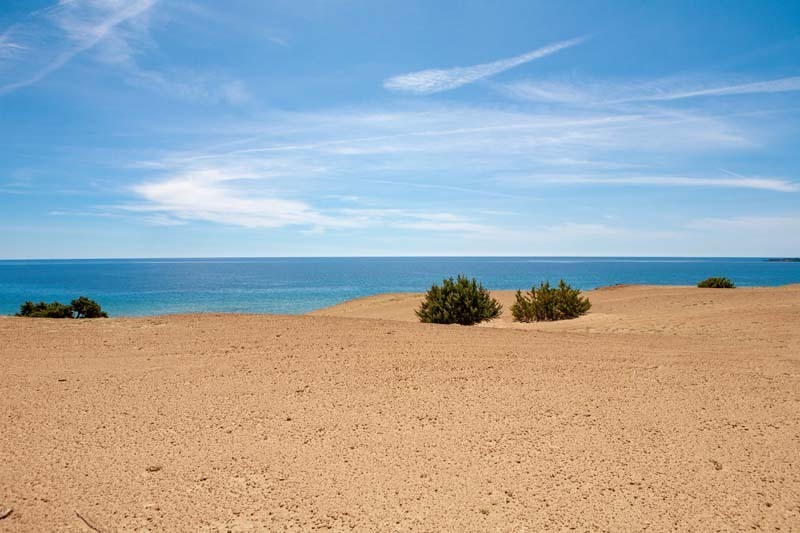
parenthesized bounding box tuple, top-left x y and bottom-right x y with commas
(0, 255, 794, 262)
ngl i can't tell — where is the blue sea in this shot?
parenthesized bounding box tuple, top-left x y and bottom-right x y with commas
(0, 257, 797, 317)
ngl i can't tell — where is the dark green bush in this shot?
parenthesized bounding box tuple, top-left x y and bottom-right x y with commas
(416, 275, 502, 325)
(16, 301, 74, 318)
(71, 296, 109, 318)
(511, 280, 591, 322)
(697, 277, 735, 288)
(15, 297, 108, 318)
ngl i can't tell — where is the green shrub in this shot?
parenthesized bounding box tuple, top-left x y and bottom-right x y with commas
(511, 280, 591, 322)
(15, 296, 108, 318)
(416, 275, 502, 325)
(71, 296, 109, 318)
(697, 277, 735, 288)
(16, 301, 75, 318)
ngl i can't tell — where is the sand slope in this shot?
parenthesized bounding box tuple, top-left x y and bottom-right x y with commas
(1, 285, 799, 531)
(314, 284, 800, 339)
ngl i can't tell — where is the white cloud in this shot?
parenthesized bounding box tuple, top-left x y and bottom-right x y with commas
(122, 167, 500, 234)
(126, 168, 348, 229)
(383, 36, 586, 95)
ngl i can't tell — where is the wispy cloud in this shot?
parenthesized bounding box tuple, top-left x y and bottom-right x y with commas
(680, 215, 800, 254)
(383, 36, 586, 95)
(684, 215, 800, 231)
(268, 36, 289, 48)
(0, 38, 27, 59)
(503, 76, 800, 105)
(0, 0, 157, 94)
(107, 99, 794, 239)
(162, 104, 752, 169)
(122, 68, 252, 105)
(0, 0, 247, 102)
(619, 76, 800, 103)
(518, 174, 799, 192)
(366, 179, 527, 200)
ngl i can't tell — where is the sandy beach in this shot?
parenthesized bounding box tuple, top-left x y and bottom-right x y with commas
(1, 285, 799, 531)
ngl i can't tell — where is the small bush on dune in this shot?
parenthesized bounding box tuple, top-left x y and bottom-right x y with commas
(511, 280, 591, 322)
(416, 275, 502, 325)
(70, 296, 109, 318)
(16, 301, 75, 318)
(697, 277, 735, 288)
(15, 296, 108, 318)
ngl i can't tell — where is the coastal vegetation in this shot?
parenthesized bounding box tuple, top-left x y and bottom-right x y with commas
(416, 275, 502, 325)
(511, 280, 591, 322)
(15, 297, 108, 318)
(697, 277, 735, 288)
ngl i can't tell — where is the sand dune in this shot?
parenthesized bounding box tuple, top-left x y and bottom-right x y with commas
(1, 285, 799, 531)
(314, 284, 800, 340)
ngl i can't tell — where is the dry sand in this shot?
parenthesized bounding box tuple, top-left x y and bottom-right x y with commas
(1, 285, 799, 531)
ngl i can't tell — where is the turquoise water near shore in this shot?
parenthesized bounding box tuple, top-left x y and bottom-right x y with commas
(1, 257, 798, 317)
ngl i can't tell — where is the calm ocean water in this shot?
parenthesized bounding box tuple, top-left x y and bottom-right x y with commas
(0, 257, 797, 317)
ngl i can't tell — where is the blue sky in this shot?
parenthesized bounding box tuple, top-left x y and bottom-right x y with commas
(1, 0, 799, 258)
